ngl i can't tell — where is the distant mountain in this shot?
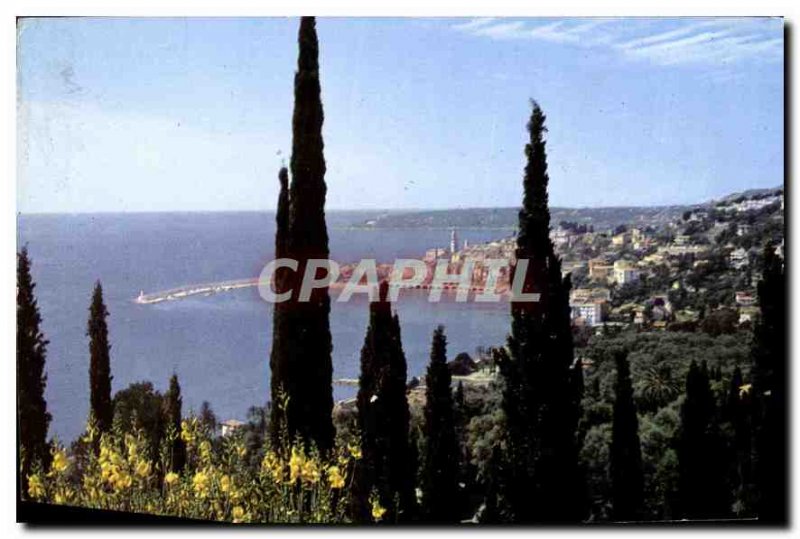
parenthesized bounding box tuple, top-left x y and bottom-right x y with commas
(347, 185, 783, 231)
(349, 205, 690, 231)
(711, 186, 783, 205)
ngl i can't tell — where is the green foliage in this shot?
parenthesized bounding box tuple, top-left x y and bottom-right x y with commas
(270, 16, 335, 453)
(497, 101, 584, 523)
(610, 352, 644, 521)
(88, 281, 114, 435)
(354, 282, 415, 522)
(112, 381, 165, 463)
(420, 326, 460, 522)
(17, 247, 52, 495)
(751, 244, 786, 523)
(164, 374, 187, 473)
(677, 361, 730, 519)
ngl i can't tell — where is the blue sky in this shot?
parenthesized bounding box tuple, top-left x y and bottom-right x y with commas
(17, 17, 783, 213)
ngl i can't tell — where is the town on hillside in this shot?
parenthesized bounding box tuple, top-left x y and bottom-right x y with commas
(416, 188, 784, 332)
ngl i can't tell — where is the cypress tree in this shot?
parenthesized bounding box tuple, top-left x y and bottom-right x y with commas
(270, 16, 335, 453)
(724, 366, 752, 515)
(269, 166, 291, 446)
(17, 247, 52, 495)
(88, 281, 113, 435)
(163, 374, 186, 473)
(496, 101, 584, 522)
(677, 361, 729, 520)
(610, 350, 644, 521)
(751, 244, 786, 523)
(420, 326, 459, 522)
(354, 281, 415, 522)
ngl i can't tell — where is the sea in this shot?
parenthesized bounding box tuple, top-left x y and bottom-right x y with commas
(17, 212, 512, 443)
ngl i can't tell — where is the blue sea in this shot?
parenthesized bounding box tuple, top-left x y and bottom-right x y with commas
(18, 212, 511, 443)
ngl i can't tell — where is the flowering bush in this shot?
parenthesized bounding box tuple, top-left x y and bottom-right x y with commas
(26, 417, 365, 524)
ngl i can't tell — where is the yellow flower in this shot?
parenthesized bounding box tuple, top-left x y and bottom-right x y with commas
(193, 470, 210, 498)
(288, 447, 304, 484)
(50, 449, 69, 475)
(301, 458, 320, 485)
(199, 440, 213, 464)
(164, 472, 179, 486)
(371, 499, 387, 521)
(219, 474, 232, 493)
(180, 420, 195, 444)
(112, 470, 133, 491)
(27, 473, 45, 500)
(739, 383, 752, 398)
(327, 465, 345, 489)
(232, 505, 247, 524)
(261, 451, 284, 483)
(135, 459, 152, 479)
(348, 444, 362, 460)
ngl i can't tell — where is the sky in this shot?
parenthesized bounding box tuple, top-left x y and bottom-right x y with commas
(17, 17, 784, 213)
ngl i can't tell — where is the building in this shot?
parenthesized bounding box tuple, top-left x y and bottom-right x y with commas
(551, 227, 573, 248)
(449, 228, 458, 255)
(729, 247, 749, 269)
(658, 244, 710, 257)
(220, 419, 244, 437)
(735, 291, 756, 307)
(571, 287, 611, 303)
(737, 224, 752, 237)
(570, 301, 605, 327)
(613, 260, 641, 285)
(589, 258, 614, 281)
(738, 306, 760, 325)
(612, 233, 628, 247)
(674, 234, 691, 246)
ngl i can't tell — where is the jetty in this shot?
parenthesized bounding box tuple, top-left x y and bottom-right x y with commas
(134, 278, 260, 305)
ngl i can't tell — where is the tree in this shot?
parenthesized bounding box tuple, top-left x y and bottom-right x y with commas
(751, 244, 786, 523)
(610, 351, 644, 521)
(353, 281, 415, 522)
(199, 400, 218, 436)
(269, 16, 335, 453)
(269, 166, 291, 446)
(676, 361, 729, 520)
(495, 101, 584, 522)
(17, 247, 52, 495)
(88, 281, 113, 435)
(112, 382, 164, 462)
(163, 374, 186, 473)
(420, 326, 459, 522)
(723, 367, 753, 516)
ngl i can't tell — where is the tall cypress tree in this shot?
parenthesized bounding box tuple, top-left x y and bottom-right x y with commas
(610, 350, 644, 521)
(496, 101, 583, 523)
(270, 16, 335, 453)
(724, 366, 752, 515)
(269, 167, 291, 446)
(420, 326, 459, 522)
(677, 361, 729, 520)
(751, 244, 786, 523)
(88, 281, 113, 435)
(17, 247, 52, 495)
(163, 374, 186, 473)
(354, 281, 415, 522)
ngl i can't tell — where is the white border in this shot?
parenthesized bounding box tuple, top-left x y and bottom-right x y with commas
(2, 1, 796, 538)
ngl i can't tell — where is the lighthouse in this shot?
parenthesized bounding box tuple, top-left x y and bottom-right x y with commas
(450, 228, 458, 254)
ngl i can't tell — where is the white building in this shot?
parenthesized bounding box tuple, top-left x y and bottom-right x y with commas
(220, 419, 244, 437)
(613, 260, 641, 285)
(570, 301, 604, 326)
